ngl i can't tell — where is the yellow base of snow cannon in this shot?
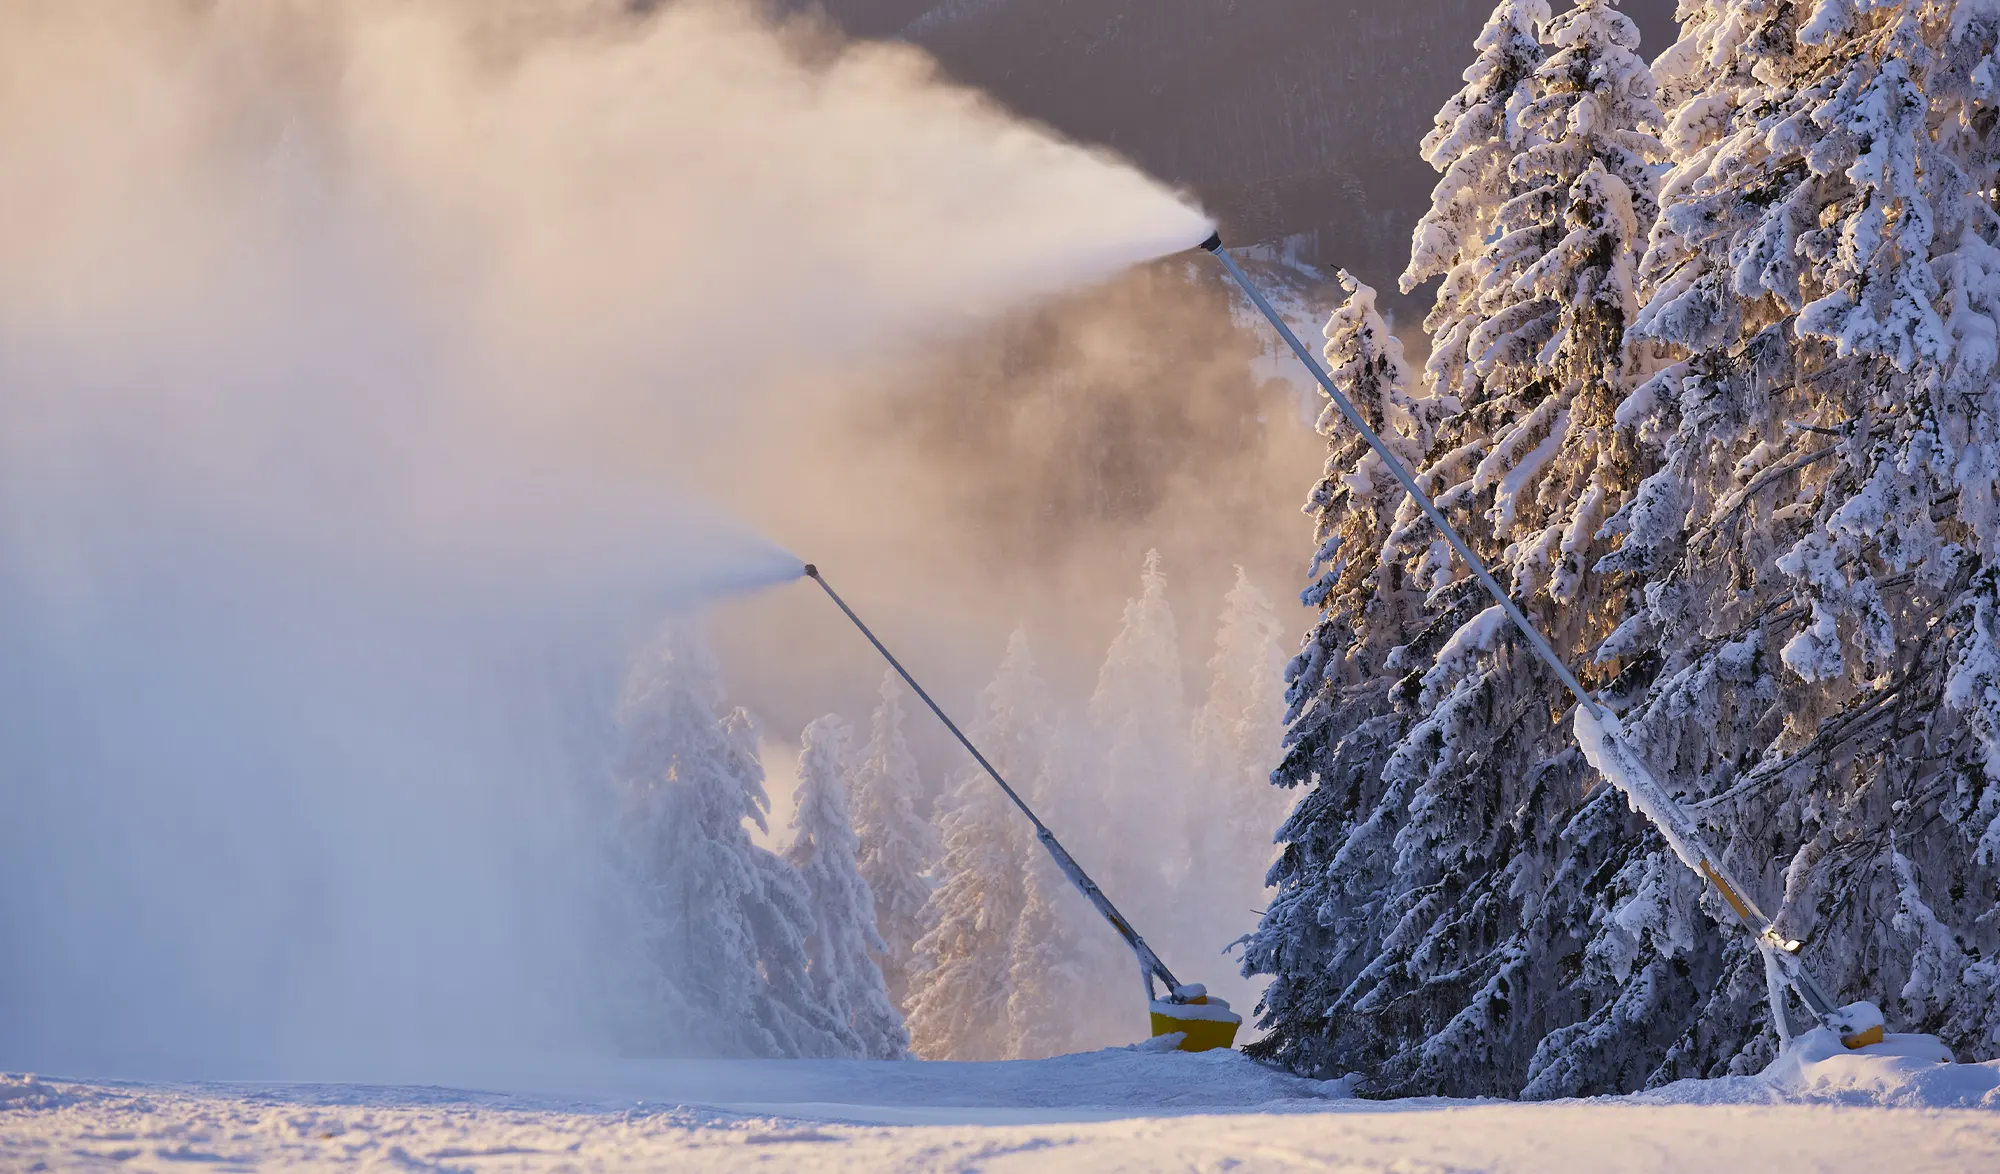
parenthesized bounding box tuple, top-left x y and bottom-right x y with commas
(1150, 989, 1242, 1052)
(1834, 1001, 1887, 1049)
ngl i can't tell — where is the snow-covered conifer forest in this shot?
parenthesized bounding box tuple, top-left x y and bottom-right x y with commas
(616, 554, 1290, 1063)
(1246, 0, 2000, 1097)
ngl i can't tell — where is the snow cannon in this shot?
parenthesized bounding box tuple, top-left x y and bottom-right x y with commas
(802, 563, 1241, 1052)
(1200, 234, 1887, 1052)
(1150, 984, 1241, 1053)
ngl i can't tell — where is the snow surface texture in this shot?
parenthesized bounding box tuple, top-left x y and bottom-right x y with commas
(1742, 1028, 2000, 1109)
(7, 1043, 2000, 1172)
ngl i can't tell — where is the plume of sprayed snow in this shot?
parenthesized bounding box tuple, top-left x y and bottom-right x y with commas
(0, 0, 1208, 1077)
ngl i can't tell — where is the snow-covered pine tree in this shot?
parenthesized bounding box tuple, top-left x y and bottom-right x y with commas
(1005, 742, 1123, 1059)
(1089, 550, 1194, 916)
(786, 715, 910, 1060)
(1188, 567, 1293, 1008)
(732, 705, 865, 1061)
(1248, 0, 1668, 1095)
(1193, 567, 1293, 885)
(1402, 0, 1549, 415)
(1242, 270, 1436, 1076)
(1587, 0, 2000, 1081)
(848, 671, 940, 1012)
(980, 618, 1138, 1059)
(1004, 855, 1093, 1059)
(1248, 24, 1550, 1072)
(615, 625, 854, 1059)
(904, 628, 1047, 1060)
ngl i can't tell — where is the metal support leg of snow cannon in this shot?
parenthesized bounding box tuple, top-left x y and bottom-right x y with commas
(1698, 860, 1882, 1047)
(801, 563, 1241, 1052)
(1198, 234, 1884, 1052)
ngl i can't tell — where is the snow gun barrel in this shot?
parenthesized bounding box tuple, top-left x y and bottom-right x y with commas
(803, 564, 1235, 1042)
(1200, 236, 1884, 1050)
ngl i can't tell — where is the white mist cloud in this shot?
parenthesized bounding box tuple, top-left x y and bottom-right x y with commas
(0, 0, 1208, 1076)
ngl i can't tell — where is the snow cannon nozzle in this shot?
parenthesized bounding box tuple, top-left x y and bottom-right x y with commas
(802, 563, 819, 579)
(1197, 229, 1223, 253)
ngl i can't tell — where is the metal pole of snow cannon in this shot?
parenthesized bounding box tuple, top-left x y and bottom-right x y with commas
(1198, 233, 1883, 1050)
(802, 564, 1237, 1048)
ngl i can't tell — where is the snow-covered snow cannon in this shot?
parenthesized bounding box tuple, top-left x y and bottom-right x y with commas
(802, 563, 1241, 1052)
(1199, 233, 1885, 1051)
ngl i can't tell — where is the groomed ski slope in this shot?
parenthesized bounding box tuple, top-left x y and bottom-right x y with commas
(7, 1032, 2000, 1172)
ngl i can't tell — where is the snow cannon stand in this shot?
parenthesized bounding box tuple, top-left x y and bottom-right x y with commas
(1150, 984, 1241, 1052)
(805, 564, 1240, 1052)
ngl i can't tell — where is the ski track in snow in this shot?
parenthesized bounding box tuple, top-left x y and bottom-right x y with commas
(7, 1045, 2000, 1172)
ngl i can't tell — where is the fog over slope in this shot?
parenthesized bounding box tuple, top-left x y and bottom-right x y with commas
(0, 0, 1211, 1075)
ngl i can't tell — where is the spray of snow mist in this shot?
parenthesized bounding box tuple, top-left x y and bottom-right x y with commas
(0, 0, 1206, 1078)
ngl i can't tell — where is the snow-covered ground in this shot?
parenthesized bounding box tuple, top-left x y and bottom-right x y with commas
(9, 1033, 2000, 1172)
